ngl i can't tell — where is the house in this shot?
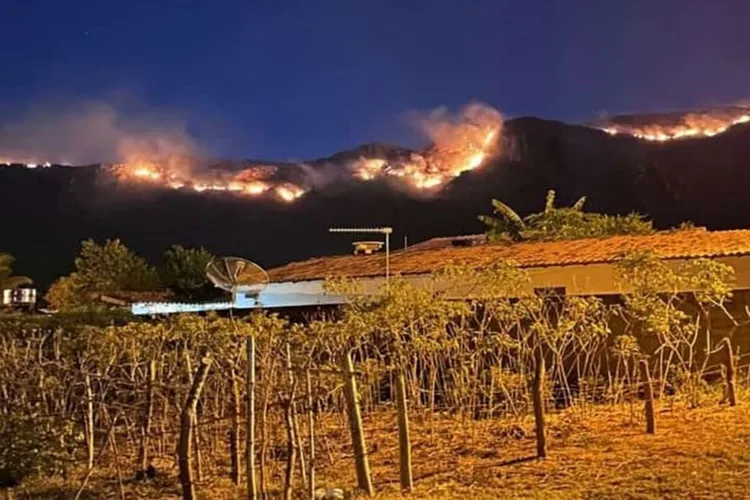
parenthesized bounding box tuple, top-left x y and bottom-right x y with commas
(1, 288, 37, 308)
(131, 228, 750, 315)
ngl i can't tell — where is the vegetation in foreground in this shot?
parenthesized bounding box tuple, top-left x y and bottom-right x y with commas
(0, 246, 747, 499)
(15, 401, 750, 499)
(0, 193, 742, 499)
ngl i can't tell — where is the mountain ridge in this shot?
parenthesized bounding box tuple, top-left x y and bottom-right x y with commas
(3, 115, 750, 289)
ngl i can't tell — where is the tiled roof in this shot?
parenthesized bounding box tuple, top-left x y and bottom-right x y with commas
(405, 234, 487, 251)
(92, 290, 173, 305)
(266, 229, 750, 283)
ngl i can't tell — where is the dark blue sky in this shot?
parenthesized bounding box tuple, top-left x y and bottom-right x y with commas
(2, 0, 750, 160)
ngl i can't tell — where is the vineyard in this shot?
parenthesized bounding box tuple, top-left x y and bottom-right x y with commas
(1, 253, 749, 499)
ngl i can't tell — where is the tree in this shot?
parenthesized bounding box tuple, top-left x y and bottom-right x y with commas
(74, 239, 158, 293)
(45, 239, 159, 310)
(0, 253, 32, 290)
(616, 251, 735, 407)
(479, 189, 653, 242)
(161, 245, 215, 298)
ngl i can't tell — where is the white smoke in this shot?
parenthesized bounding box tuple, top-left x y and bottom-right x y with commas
(409, 101, 503, 152)
(0, 99, 200, 165)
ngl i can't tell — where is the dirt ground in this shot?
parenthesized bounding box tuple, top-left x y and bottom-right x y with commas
(19, 400, 750, 499)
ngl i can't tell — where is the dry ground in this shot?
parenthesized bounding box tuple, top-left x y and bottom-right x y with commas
(18, 400, 750, 499)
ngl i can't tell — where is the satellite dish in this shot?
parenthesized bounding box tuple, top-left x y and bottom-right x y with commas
(206, 257, 269, 295)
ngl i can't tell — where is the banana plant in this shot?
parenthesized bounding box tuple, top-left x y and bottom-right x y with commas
(478, 198, 527, 242)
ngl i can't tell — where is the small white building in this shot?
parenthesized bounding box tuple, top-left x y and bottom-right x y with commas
(1, 288, 37, 307)
(132, 228, 750, 315)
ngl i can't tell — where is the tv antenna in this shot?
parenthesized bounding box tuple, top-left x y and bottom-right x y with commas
(206, 256, 269, 303)
(329, 226, 393, 284)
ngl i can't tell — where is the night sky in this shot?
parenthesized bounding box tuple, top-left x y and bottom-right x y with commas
(2, 0, 750, 160)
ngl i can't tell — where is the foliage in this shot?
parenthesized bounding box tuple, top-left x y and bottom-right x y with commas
(0, 252, 744, 496)
(616, 251, 736, 407)
(45, 239, 159, 310)
(0, 413, 65, 488)
(479, 189, 653, 242)
(0, 253, 32, 290)
(73, 239, 159, 292)
(161, 245, 215, 297)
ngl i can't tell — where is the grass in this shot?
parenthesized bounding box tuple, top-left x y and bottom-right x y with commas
(16, 400, 750, 499)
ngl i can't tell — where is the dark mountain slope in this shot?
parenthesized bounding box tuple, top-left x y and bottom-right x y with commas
(2, 116, 749, 289)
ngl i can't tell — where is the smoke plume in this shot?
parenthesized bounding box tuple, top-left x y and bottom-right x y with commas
(0, 99, 201, 165)
(409, 101, 503, 152)
(1, 99, 504, 202)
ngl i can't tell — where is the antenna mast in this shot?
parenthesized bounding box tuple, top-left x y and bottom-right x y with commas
(329, 227, 393, 285)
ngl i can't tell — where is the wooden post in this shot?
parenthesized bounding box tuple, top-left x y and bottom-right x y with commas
(395, 370, 413, 492)
(229, 365, 241, 485)
(306, 369, 316, 500)
(639, 360, 655, 434)
(146, 359, 156, 464)
(283, 380, 298, 500)
(139, 359, 156, 474)
(108, 425, 126, 500)
(722, 338, 737, 407)
(532, 348, 547, 459)
(246, 335, 258, 500)
(286, 343, 307, 489)
(341, 351, 374, 496)
(83, 372, 95, 471)
(178, 354, 212, 500)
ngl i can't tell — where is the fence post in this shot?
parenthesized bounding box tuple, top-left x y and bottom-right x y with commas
(722, 338, 737, 407)
(84, 372, 95, 471)
(532, 347, 547, 459)
(395, 369, 413, 492)
(246, 335, 258, 500)
(639, 360, 655, 434)
(306, 369, 316, 500)
(341, 350, 374, 496)
(178, 354, 212, 500)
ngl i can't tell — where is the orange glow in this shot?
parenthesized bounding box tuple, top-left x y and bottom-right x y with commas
(275, 183, 305, 202)
(601, 112, 750, 142)
(99, 103, 506, 201)
(245, 181, 268, 195)
(349, 120, 502, 191)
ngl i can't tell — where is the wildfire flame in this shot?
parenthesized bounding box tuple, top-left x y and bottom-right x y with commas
(5, 102, 505, 202)
(349, 104, 502, 190)
(600, 111, 750, 142)
(113, 161, 301, 202)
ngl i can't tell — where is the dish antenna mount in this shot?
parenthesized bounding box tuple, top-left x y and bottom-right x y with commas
(206, 257, 269, 298)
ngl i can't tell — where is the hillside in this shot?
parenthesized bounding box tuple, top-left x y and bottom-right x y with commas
(2, 115, 750, 288)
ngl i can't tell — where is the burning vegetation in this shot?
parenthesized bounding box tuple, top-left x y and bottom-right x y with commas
(110, 158, 306, 202)
(108, 102, 503, 202)
(350, 102, 502, 189)
(7, 102, 750, 206)
(597, 107, 750, 142)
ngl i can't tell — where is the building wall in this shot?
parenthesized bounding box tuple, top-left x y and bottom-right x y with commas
(133, 255, 750, 314)
(525, 255, 750, 296)
(257, 255, 750, 302)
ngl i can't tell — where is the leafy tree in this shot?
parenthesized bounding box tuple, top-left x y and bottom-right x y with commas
(161, 245, 215, 297)
(73, 239, 158, 292)
(479, 189, 653, 242)
(44, 275, 85, 310)
(616, 251, 735, 407)
(45, 239, 159, 310)
(0, 253, 32, 289)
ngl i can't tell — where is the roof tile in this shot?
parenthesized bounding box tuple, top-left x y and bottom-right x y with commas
(266, 229, 750, 283)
